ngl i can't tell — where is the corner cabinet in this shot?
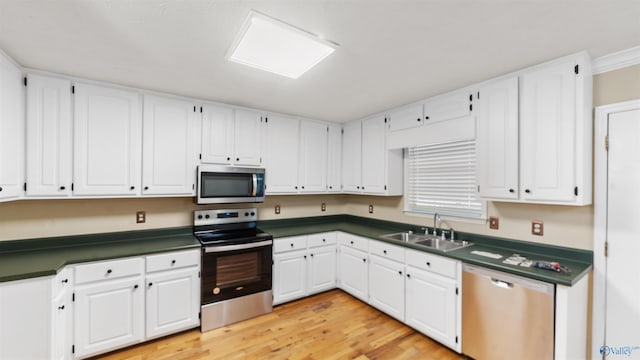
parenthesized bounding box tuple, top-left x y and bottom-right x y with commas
(0, 52, 24, 202)
(336, 233, 369, 302)
(73, 83, 142, 197)
(342, 116, 402, 195)
(477, 52, 592, 205)
(142, 95, 200, 196)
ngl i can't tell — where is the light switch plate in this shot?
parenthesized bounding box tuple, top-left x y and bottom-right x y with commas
(368, 205, 374, 214)
(321, 203, 326, 212)
(136, 211, 146, 223)
(532, 220, 544, 236)
(489, 216, 499, 230)
(275, 205, 281, 215)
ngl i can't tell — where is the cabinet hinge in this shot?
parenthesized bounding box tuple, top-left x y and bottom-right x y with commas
(384, 117, 387, 124)
(605, 135, 609, 151)
(384, 185, 387, 190)
(477, 91, 480, 99)
(574, 186, 578, 196)
(469, 94, 472, 102)
(71, 85, 75, 94)
(477, 185, 480, 193)
(469, 103, 473, 112)
(72, 293, 75, 302)
(265, 117, 268, 123)
(23, 77, 27, 86)
(72, 345, 75, 354)
(192, 183, 195, 190)
(199, 153, 202, 160)
(198, 271, 201, 278)
(455, 287, 459, 295)
(455, 336, 459, 344)
(71, 183, 74, 191)
(193, 106, 196, 112)
(574, 64, 579, 74)
(199, 312, 201, 319)
(605, 241, 609, 257)
(23, 182, 27, 192)
(200, 106, 203, 113)
(327, 126, 329, 132)
(260, 157, 263, 164)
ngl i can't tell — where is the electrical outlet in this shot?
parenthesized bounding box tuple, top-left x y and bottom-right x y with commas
(136, 211, 146, 223)
(321, 203, 326, 212)
(489, 216, 499, 230)
(275, 205, 281, 215)
(368, 205, 374, 214)
(532, 220, 544, 236)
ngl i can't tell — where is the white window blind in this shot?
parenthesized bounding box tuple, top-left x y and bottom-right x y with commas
(405, 139, 486, 220)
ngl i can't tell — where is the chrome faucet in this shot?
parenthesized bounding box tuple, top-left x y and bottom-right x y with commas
(433, 212, 441, 236)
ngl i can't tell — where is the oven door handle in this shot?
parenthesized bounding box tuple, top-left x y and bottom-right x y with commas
(204, 239, 272, 253)
(251, 174, 258, 197)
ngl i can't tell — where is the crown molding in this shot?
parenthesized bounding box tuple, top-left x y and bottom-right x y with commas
(592, 46, 640, 74)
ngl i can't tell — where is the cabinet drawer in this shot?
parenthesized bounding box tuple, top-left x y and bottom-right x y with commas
(75, 257, 143, 284)
(369, 240, 405, 263)
(338, 233, 369, 252)
(146, 249, 200, 273)
(274, 236, 308, 254)
(308, 232, 337, 248)
(406, 249, 458, 279)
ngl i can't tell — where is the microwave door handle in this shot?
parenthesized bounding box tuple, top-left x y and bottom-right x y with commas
(252, 174, 257, 196)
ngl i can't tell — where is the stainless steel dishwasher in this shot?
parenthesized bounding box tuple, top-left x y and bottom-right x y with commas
(462, 263, 555, 360)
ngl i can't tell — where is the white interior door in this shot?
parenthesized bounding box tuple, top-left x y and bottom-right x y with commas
(603, 108, 640, 356)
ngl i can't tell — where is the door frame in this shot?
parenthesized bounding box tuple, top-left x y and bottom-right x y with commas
(593, 99, 640, 359)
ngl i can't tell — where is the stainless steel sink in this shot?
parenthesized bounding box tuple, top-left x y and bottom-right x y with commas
(382, 231, 473, 252)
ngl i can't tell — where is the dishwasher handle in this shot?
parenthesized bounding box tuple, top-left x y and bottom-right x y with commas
(490, 278, 514, 289)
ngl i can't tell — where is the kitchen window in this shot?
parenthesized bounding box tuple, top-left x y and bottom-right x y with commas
(405, 139, 486, 220)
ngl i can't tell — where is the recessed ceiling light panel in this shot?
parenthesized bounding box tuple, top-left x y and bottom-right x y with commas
(226, 10, 338, 79)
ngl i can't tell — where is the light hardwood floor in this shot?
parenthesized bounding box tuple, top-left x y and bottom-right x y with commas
(94, 290, 465, 360)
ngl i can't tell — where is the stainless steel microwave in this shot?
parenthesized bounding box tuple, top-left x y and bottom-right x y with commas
(196, 166, 266, 205)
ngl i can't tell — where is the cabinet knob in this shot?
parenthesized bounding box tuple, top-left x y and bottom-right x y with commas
(171, 260, 176, 265)
(398, 270, 402, 276)
(525, 189, 531, 194)
(0, 187, 3, 192)
(304, 255, 307, 259)
(356, 186, 360, 189)
(148, 282, 153, 287)
(144, 186, 149, 190)
(295, 186, 298, 189)
(350, 241, 354, 245)
(227, 157, 231, 161)
(362, 258, 366, 263)
(383, 250, 387, 255)
(329, 186, 333, 189)
(236, 158, 240, 162)
(60, 186, 66, 190)
(509, 189, 515, 193)
(426, 262, 431, 267)
(310, 253, 314, 258)
(322, 238, 326, 242)
(417, 118, 421, 122)
(425, 116, 430, 120)
(301, 186, 305, 189)
(290, 243, 294, 248)
(106, 269, 112, 274)
(130, 186, 135, 190)
(134, 284, 139, 289)
(61, 279, 68, 284)
(362, 187, 365, 190)
(407, 273, 411, 278)
(58, 305, 65, 310)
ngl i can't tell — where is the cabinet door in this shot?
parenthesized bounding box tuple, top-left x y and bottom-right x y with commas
(73, 83, 142, 196)
(389, 103, 424, 131)
(146, 267, 200, 339)
(26, 74, 73, 197)
(361, 116, 387, 194)
(0, 277, 51, 360)
(520, 60, 576, 202)
(327, 124, 342, 192)
(423, 89, 471, 123)
(273, 250, 307, 305)
(405, 266, 458, 350)
(337, 246, 368, 302)
(142, 95, 200, 196)
(341, 121, 361, 192)
(0, 54, 24, 201)
(74, 277, 144, 358)
(52, 291, 72, 360)
(368, 255, 405, 321)
(300, 121, 328, 193)
(234, 109, 263, 166)
(265, 115, 300, 193)
(201, 104, 234, 165)
(307, 245, 336, 295)
(477, 76, 519, 200)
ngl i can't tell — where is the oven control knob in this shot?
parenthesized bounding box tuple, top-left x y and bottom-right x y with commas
(251, 212, 255, 216)
(245, 212, 249, 216)
(197, 215, 203, 220)
(205, 214, 210, 219)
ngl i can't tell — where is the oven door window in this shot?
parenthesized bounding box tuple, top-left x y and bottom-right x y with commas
(201, 244, 272, 304)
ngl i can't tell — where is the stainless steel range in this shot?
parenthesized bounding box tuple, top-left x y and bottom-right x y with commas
(193, 208, 273, 332)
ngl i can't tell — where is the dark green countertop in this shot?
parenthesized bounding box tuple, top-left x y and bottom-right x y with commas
(0, 227, 200, 283)
(258, 215, 592, 286)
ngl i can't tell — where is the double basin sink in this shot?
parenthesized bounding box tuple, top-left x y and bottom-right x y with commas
(382, 231, 473, 252)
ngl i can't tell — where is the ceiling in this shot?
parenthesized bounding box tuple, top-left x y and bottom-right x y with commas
(0, 0, 638, 123)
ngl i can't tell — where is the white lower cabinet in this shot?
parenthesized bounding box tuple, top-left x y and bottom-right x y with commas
(368, 254, 405, 321)
(273, 232, 337, 305)
(52, 268, 73, 360)
(74, 270, 145, 359)
(337, 242, 369, 302)
(145, 250, 200, 340)
(405, 250, 461, 352)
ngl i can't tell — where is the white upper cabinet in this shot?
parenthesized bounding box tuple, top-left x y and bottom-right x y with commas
(476, 76, 519, 200)
(361, 116, 388, 194)
(234, 109, 264, 167)
(423, 89, 472, 123)
(299, 121, 328, 193)
(476, 52, 592, 205)
(73, 83, 142, 197)
(326, 124, 342, 192)
(0, 53, 24, 202)
(388, 103, 424, 132)
(265, 115, 300, 193)
(26, 74, 73, 197)
(341, 120, 362, 192)
(201, 103, 234, 165)
(142, 95, 200, 196)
